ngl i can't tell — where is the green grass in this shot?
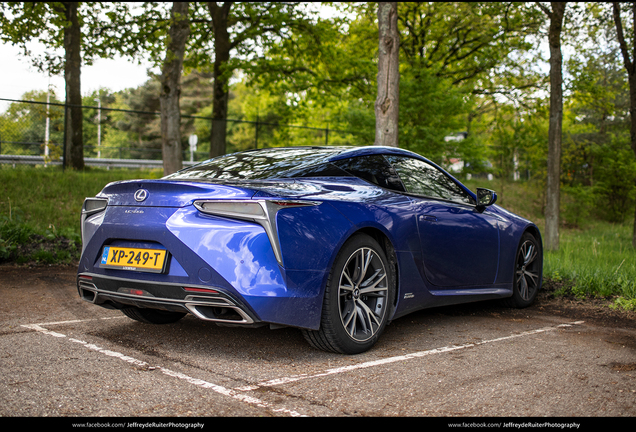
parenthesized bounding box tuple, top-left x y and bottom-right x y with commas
(0, 165, 162, 232)
(0, 164, 162, 264)
(543, 223, 636, 310)
(463, 176, 545, 225)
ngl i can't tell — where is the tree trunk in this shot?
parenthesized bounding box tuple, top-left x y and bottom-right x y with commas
(207, 2, 232, 158)
(543, 2, 566, 251)
(613, 2, 636, 248)
(374, 2, 400, 147)
(62, 2, 84, 170)
(160, 2, 190, 175)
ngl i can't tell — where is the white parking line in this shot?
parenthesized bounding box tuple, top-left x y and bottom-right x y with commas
(20, 317, 584, 417)
(234, 321, 586, 391)
(21, 319, 304, 417)
(30, 316, 127, 327)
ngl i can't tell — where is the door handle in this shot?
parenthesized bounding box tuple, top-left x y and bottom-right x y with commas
(420, 215, 438, 222)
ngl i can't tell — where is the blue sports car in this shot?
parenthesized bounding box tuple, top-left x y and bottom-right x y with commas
(77, 146, 542, 354)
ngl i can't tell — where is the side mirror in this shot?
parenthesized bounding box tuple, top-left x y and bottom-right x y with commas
(476, 188, 497, 212)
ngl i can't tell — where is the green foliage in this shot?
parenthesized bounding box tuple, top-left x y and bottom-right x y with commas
(0, 165, 162, 264)
(544, 222, 636, 308)
(590, 134, 636, 223)
(561, 184, 595, 228)
(563, 30, 636, 224)
(0, 165, 161, 233)
(397, 2, 542, 89)
(0, 217, 78, 265)
(0, 2, 120, 73)
(0, 90, 65, 157)
(610, 297, 636, 312)
(398, 67, 466, 163)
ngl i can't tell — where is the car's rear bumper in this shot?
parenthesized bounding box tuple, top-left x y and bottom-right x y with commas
(77, 273, 260, 326)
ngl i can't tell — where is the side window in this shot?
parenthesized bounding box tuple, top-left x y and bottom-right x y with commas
(384, 155, 473, 205)
(333, 155, 406, 192)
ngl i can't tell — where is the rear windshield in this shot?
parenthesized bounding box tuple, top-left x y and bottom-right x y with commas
(164, 147, 347, 181)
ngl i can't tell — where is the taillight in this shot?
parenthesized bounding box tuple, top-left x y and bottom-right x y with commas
(193, 199, 321, 266)
(82, 198, 108, 215)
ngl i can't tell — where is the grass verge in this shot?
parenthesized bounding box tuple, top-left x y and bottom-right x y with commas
(543, 222, 636, 311)
(0, 164, 161, 265)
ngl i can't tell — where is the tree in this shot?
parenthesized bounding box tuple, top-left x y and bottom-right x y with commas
(0, 2, 91, 169)
(374, 2, 399, 147)
(538, 2, 567, 251)
(203, 2, 316, 157)
(205, 2, 232, 158)
(159, 2, 190, 175)
(241, 3, 378, 147)
(95, 2, 202, 168)
(58, 2, 84, 170)
(612, 2, 636, 247)
(395, 2, 544, 163)
(0, 90, 65, 157)
(0, 2, 128, 170)
(108, 3, 316, 159)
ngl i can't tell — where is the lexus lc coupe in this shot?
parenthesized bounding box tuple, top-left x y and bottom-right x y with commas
(77, 146, 543, 354)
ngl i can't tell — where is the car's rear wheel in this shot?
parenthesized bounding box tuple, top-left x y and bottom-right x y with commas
(502, 232, 542, 308)
(302, 234, 394, 354)
(121, 307, 186, 324)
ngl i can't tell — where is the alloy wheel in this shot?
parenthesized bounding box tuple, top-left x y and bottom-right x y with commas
(516, 239, 540, 301)
(338, 247, 388, 342)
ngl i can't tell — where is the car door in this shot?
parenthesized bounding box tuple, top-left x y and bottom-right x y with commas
(384, 155, 500, 288)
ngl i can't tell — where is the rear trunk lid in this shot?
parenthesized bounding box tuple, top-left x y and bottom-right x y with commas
(98, 179, 258, 207)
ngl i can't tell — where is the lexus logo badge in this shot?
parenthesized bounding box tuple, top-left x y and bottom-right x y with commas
(134, 189, 148, 202)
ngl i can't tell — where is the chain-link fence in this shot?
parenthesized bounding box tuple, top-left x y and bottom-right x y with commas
(0, 98, 366, 164)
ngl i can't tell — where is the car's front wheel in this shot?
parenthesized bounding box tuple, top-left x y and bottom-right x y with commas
(502, 232, 543, 308)
(302, 234, 394, 354)
(121, 307, 186, 324)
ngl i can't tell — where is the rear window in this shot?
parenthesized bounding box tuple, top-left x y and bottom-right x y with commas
(164, 147, 346, 181)
(333, 155, 405, 192)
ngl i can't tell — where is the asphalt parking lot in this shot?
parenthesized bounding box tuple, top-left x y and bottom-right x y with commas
(1, 265, 635, 421)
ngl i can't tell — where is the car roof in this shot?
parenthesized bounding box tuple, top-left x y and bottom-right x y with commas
(327, 145, 431, 162)
(237, 145, 434, 164)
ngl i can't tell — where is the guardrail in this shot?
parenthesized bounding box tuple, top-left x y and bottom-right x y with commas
(0, 154, 199, 169)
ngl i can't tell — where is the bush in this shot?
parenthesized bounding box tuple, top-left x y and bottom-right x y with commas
(0, 214, 80, 265)
(561, 184, 595, 228)
(591, 136, 636, 223)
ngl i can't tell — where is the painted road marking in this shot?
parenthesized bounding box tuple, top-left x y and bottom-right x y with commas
(234, 321, 586, 391)
(21, 318, 585, 416)
(21, 320, 304, 417)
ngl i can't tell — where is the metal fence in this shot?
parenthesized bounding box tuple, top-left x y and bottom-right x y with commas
(0, 154, 200, 169)
(0, 97, 366, 167)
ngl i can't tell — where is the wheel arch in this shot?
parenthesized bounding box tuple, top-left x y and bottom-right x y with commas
(302, 226, 400, 353)
(523, 225, 543, 250)
(347, 226, 400, 318)
(501, 225, 544, 308)
(521, 225, 544, 282)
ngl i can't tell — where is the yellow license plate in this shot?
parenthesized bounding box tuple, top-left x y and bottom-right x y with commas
(99, 246, 168, 273)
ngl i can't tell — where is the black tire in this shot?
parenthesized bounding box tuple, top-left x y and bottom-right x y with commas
(121, 307, 186, 324)
(302, 234, 394, 354)
(502, 232, 543, 308)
